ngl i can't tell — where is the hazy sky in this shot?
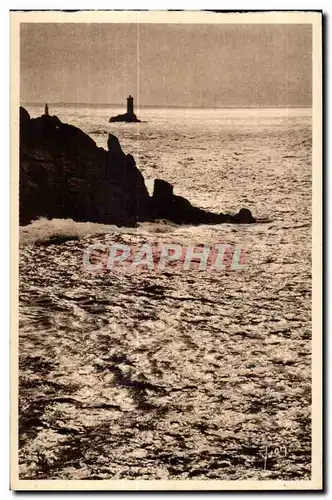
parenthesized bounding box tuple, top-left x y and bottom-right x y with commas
(20, 23, 312, 107)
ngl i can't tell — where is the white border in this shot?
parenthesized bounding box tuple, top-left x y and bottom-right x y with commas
(3, 5, 325, 497)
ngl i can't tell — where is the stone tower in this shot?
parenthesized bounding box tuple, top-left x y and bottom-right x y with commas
(127, 95, 134, 118)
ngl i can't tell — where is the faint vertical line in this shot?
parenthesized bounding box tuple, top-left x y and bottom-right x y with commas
(137, 12, 140, 113)
(135, 13, 140, 452)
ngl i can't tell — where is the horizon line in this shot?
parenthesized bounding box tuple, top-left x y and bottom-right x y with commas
(21, 102, 312, 110)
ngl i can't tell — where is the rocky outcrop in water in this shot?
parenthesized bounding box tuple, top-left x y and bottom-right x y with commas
(151, 179, 256, 225)
(109, 112, 140, 123)
(109, 95, 141, 123)
(19, 107, 256, 226)
(19, 107, 150, 226)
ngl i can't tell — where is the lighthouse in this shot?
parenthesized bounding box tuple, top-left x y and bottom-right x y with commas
(109, 95, 140, 123)
(127, 95, 134, 119)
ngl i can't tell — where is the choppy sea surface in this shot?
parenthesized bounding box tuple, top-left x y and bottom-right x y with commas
(19, 106, 312, 480)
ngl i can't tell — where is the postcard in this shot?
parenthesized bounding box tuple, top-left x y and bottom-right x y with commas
(10, 10, 322, 491)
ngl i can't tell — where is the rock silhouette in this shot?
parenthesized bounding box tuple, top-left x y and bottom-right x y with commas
(109, 95, 141, 123)
(19, 107, 256, 227)
(151, 179, 256, 225)
(19, 107, 150, 226)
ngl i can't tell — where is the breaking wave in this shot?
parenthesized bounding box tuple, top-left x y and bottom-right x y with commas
(19, 218, 132, 246)
(19, 217, 182, 246)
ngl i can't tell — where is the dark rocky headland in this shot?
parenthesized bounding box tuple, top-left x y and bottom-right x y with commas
(19, 107, 256, 227)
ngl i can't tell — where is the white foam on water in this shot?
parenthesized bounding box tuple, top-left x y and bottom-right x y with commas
(19, 217, 137, 245)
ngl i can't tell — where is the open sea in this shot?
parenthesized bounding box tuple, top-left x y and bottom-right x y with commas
(19, 105, 312, 480)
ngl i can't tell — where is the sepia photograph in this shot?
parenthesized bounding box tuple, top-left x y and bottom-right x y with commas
(10, 10, 322, 490)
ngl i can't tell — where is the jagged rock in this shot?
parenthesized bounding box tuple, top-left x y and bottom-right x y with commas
(109, 113, 140, 123)
(107, 134, 125, 157)
(231, 208, 256, 223)
(153, 179, 174, 199)
(20, 106, 30, 126)
(151, 179, 256, 225)
(19, 109, 151, 226)
(19, 108, 256, 227)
